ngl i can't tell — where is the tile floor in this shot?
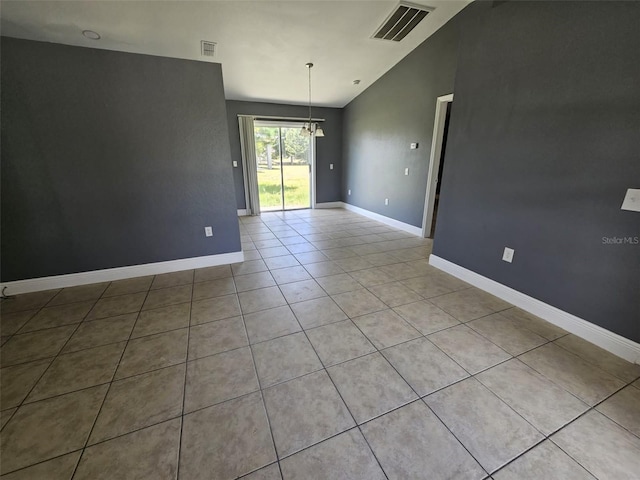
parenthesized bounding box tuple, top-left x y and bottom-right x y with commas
(1, 208, 639, 479)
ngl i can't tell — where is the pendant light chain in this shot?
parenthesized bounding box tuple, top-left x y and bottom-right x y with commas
(307, 63, 313, 135)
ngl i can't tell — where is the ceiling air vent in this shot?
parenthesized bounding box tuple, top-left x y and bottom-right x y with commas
(372, 2, 434, 42)
(201, 40, 216, 57)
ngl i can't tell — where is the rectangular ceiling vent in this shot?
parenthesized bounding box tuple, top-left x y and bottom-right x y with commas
(201, 40, 216, 57)
(372, 2, 434, 42)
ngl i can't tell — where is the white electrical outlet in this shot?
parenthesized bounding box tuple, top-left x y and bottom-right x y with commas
(385, 198, 389, 205)
(405, 168, 409, 176)
(502, 247, 514, 263)
(232, 161, 238, 167)
(348, 189, 351, 195)
(330, 163, 334, 170)
(621, 188, 640, 212)
(410, 143, 418, 149)
(204, 226, 213, 237)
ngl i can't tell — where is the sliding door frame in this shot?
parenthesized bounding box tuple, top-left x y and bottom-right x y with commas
(253, 119, 317, 211)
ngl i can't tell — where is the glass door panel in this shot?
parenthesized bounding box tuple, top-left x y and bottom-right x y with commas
(281, 127, 311, 210)
(254, 125, 283, 211)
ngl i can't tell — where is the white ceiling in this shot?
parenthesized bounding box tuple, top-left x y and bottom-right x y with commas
(1, 0, 470, 107)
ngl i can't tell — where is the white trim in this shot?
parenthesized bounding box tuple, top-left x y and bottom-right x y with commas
(237, 209, 248, 216)
(1, 251, 245, 296)
(429, 254, 640, 364)
(342, 203, 422, 236)
(315, 201, 345, 209)
(310, 134, 317, 209)
(422, 94, 454, 238)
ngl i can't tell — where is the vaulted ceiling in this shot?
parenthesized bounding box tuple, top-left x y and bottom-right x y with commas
(1, 0, 470, 107)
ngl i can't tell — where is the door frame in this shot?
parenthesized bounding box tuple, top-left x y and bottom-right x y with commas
(421, 94, 453, 238)
(252, 119, 316, 211)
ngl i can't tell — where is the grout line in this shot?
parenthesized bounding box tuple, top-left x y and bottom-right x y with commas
(68, 279, 155, 479)
(175, 269, 196, 480)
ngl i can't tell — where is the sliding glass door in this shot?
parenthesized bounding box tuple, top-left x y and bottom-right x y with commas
(254, 122, 311, 211)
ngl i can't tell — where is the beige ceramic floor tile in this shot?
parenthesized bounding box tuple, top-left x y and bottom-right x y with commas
(596, 385, 640, 437)
(180, 392, 276, 479)
(62, 313, 136, 353)
(331, 289, 388, 318)
(368, 282, 423, 308)
(241, 463, 282, 480)
(244, 305, 302, 344)
(477, 359, 588, 435)
(263, 370, 355, 458)
(86, 292, 146, 320)
(185, 347, 259, 413)
(519, 343, 625, 406)
(131, 302, 190, 338)
(90, 363, 185, 443)
(555, 334, 640, 382)
(252, 333, 322, 388)
(428, 324, 511, 374)
(27, 342, 125, 402)
(115, 328, 188, 379)
(20, 301, 94, 332)
(0, 385, 107, 474)
(498, 308, 567, 340)
(425, 378, 543, 473)
(194, 265, 232, 282)
(306, 319, 376, 366)
(468, 313, 547, 355)
(47, 284, 107, 307)
(102, 276, 153, 297)
(150, 270, 194, 290)
(289, 297, 347, 329)
(0, 451, 81, 480)
(239, 287, 287, 314)
(393, 300, 460, 334)
(382, 337, 468, 396)
(552, 410, 640, 480)
(192, 276, 236, 300)
(1, 325, 76, 367)
(76, 418, 181, 480)
(270, 266, 312, 285)
(142, 284, 192, 310)
(191, 294, 241, 325)
(361, 400, 485, 480)
(234, 272, 276, 293)
(1, 358, 51, 409)
(493, 440, 595, 480)
(280, 429, 385, 480)
(328, 353, 417, 424)
(352, 309, 421, 350)
(188, 317, 248, 360)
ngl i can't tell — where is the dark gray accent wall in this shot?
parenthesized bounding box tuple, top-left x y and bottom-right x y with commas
(1, 37, 240, 282)
(341, 11, 464, 227)
(226, 100, 343, 209)
(433, 1, 640, 342)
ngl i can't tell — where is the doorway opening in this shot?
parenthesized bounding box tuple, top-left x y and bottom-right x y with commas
(254, 121, 312, 211)
(421, 94, 454, 238)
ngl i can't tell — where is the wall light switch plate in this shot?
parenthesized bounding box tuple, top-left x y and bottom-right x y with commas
(348, 189, 351, 195)
(502, 247, 514, 263)
(405, 168, 409, 176)
(330, 163, 334, 170)
(621, 188, 640, 212)
(410, 143, 418, 149)
(385, 198, 389, 205)
(204, 226, 213, 237)
(232, 161, 238, 167)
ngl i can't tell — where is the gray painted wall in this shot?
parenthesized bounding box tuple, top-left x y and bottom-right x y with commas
(341, 12, 463, 227)
(433, 1, 640, 342)
(1, 37, 240, 282)
(226, 100, 343, 209)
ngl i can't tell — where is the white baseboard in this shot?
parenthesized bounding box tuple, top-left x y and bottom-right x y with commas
(314, 201, 345, 209)
(1, 251, 245, 296)
(237, 209, 248, 216)
(429, 254, 640, 364)
(342, 202, 423, 236)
